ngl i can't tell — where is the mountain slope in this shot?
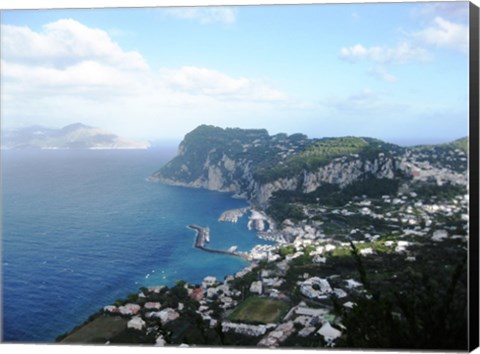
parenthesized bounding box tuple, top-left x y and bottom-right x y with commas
(151, 126, 468, 208)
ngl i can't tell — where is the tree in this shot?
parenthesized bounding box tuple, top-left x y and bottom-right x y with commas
(335, 243, 468, 350)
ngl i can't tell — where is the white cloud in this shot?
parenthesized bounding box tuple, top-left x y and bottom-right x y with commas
(339, 44, 368, 61)
(2, 19, 148, 70)
(411, 17, 469, 53)
(1, 19, 290, 139)
(161, 7, 237, 24)
(339, 42, 430, 64)
(368, 66, 397, 83)
(339, 14, 468, 70)
(2, 59, 144, 97)
(328, 88, 384, 112)
(161, 66, 287, 101)
(2, 19, 284, 101)
(411, 2, 469, 24)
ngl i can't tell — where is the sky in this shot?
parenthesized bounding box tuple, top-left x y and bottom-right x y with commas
(0, 1, 471, 145)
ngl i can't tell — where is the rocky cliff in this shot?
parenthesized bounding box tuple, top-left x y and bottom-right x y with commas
(151, 125, 468, 207)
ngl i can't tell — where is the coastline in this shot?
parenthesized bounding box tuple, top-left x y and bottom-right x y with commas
(56, 185, 271, 342)
(57, 187, 275, 343)
(57, 174, 469, 348)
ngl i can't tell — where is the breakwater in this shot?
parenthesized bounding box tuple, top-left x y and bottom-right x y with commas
(187, 224, 250, 261)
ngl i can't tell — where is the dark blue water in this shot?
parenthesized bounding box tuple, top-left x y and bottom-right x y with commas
(1, 149, 269, 343)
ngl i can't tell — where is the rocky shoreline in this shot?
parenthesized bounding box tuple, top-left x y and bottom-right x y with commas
(218, 207, 249, 223)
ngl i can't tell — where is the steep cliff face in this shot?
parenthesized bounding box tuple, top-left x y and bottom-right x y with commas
(252, 156, 401, 206)
(151, 125, 468, 207)
(152, 152, 254, 194)
(150, 125, 265, 194)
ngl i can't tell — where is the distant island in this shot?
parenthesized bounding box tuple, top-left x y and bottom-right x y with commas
(1, 123, 150, 150)
(58, 125, 469, 350)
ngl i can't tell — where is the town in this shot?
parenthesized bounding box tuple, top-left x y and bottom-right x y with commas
(58, 171, 468, 349)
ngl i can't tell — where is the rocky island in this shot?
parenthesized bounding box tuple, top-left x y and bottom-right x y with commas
(2, 123, 150, 150)
(59, 125, 469, 350)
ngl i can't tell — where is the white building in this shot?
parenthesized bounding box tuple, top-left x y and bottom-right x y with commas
(317, 322, 342, 344)
(127, 316, 146, 331)
(300, 277, 333, 300)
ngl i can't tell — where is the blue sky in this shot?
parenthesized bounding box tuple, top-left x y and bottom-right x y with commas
(0, 1, 470, 145)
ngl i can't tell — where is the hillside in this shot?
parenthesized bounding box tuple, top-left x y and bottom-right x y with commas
(151, 125, 467, 209)
(2, 123, 150, 150)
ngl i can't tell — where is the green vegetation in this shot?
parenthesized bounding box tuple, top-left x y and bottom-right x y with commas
(272, 177, 399, 207)
(411, 140, 468, 173)
(229, 268, 260, 296)
(297, 136, 392, 168)
(254, 137, 400, 183)
(229, 296, 289, 324)
(447, 137, 468, 153)
(59, 316, 129, 344)
(267, 176, 400, 223)
(267, 202, 305, 223)
(157, 125, 274, 182)
(163, 315, 215, 345)
(411, 182, 466, 200)
(335, 243, 468, 350)
(155, 125, 411, 187)
(279, 245, 296, 257)
(255, 137, 368, 182)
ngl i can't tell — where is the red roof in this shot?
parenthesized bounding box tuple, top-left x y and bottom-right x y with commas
(190, 288, 204, 301)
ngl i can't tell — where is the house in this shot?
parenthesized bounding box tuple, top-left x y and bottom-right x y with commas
(221, 321, 270, 337)
(146, 308, 179, 325)
(317, 322, 342, 344)
(127, 316, 146, 331)
(300, 277, 332, 300)
(103, 305, 119, 314)
(250, 280, 263, 295)
(345, 279, 362, 289)
(359, 247, 373, 256)
(118, 303, 141, 316)
(202, 276, 217, 289)
(190, 287, 204, 301)
(155, 334, 166, 346)
(295, 306, 328, 318)
(144, 302, 161, 310)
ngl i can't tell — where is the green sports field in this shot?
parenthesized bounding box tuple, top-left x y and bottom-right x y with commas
(229, 296, 290, 324)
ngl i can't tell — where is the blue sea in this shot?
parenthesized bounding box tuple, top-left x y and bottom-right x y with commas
(1, 149, 270, 343)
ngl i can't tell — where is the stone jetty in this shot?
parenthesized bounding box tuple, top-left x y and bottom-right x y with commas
(187, 224, 250, 261)
(187, 224, 210, 247)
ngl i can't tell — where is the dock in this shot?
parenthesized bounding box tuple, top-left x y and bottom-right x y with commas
(187, 224, 250, 261)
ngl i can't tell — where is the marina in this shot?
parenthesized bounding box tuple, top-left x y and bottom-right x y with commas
(187, 224, 250, 261)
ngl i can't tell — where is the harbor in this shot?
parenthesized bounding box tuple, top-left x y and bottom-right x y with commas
(187, 224, 250, 261)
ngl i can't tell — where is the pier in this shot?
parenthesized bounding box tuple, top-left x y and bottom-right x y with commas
(187, 224, 210, 248)
(187, 224, 250, 261)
